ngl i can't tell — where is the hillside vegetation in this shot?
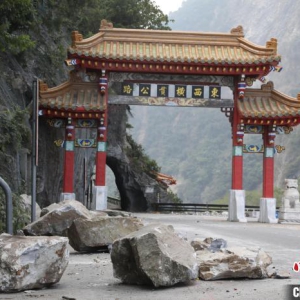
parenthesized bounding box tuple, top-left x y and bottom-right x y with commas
(0, 0, 173, 230)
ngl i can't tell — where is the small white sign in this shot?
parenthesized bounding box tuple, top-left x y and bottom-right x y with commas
(98, 142, 107, 152)
(65, 141, 74, 151)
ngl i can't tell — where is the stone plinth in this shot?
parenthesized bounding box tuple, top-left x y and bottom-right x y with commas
(91, 186, 107, 210)
(228, 190, 247, 222)
(258, 198, 278, 223)
(60, 192, 76, 201)
(279, 209, 300, 220)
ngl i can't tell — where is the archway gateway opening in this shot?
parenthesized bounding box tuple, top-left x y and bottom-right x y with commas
(129, 105, 233, 204)
(38, 20, 300, 223)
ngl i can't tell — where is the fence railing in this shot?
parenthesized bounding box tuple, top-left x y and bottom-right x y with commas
(0, 176, 13, 234)
(152, 202, 279, 213)
(107, 196, 121, 206)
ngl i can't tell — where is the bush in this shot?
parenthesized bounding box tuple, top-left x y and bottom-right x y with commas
(0, 191, 29, 234)
(0, 0, 35, 54)
(167, 190, 182, 204)
(126, 133, 161, 175)
(0, 107, 30, 153)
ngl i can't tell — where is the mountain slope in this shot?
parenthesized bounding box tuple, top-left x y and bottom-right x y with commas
(130, 0, 300, 203)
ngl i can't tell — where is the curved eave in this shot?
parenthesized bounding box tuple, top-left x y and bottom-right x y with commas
(39, 103, 105, 112)
(68, 49, 281, 66)
(39, 74, 105, 112)
(40, 80, 90, 98)
(238, 82, 300, 121)
(238, 38, 276, 57)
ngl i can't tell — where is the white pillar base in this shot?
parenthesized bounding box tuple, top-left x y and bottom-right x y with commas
(60, 193, 76, 202)
(258, 198, 278, 223)
(91, 186, 107, 211)
(279, 209, 300, 221)
(228, 189, 247, 222)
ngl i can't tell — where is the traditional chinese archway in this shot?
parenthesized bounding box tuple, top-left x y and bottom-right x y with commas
(39, 20, 300, 222)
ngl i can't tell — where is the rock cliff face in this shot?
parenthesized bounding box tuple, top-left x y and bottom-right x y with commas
(0, 40, 171, 212)
(107, 105, 170, 211)
(0, 51, 36, 192)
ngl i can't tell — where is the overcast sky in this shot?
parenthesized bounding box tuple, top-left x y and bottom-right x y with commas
(153, 0, 184, 14)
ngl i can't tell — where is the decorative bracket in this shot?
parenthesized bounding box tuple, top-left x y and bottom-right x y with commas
(220, 107, 233, 124)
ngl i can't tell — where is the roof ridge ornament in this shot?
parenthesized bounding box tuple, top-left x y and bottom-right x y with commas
(261, 81, 274, 91)
(71, 31, 83, 47)
(230, 25, 244, 36)
(266, 38, 277, 54)
(39, 81, 48, 92)
(100, 19, 113, 30)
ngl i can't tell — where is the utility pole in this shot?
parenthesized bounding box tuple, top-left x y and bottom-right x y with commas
(31, 79, 39, 222)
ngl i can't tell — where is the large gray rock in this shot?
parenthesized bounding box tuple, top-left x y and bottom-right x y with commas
(40, 202, 62, 217)
(111, 223, 198, 287)
(68, 216, 143, 252)
(0, 234, 69, 292)
(197, 247, 272, 280)
(191, 237, 227, 252)
(23, 200, 106, 236)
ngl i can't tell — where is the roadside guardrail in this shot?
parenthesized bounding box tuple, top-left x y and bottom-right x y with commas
(152, 202, 279, 214)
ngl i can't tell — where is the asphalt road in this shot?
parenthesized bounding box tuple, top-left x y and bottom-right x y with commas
(1, 213, 299, 300)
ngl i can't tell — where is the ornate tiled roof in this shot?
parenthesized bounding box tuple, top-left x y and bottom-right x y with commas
(68, 20, 281, 66)
(39, 71, 105, 112)
(239, 82, 300, 119)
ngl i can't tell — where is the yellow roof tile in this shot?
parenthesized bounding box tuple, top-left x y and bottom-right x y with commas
(239, 82, 300, 119)
(68, 21, 281, 66)
(39, 71, 105, 112)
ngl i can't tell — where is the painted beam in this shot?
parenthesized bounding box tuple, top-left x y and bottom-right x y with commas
(108, 95, 233, 107)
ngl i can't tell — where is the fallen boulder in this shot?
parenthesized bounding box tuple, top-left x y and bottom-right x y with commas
(40, 199, 100, 217)
(23, 200, 106, 236)
(191, 238, 210, 251)
(111, 223, 198, 287)
(0, 234, 69, 292)
(197, 247, 272, 280)
(68, 216, 143, 252)
(268, 271, 291, 279)
(191, 237, 227, 252)
(40, 202, 62, 217)
(208, 238, 227, 252)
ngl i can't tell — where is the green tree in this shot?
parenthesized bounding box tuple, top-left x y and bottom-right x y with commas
(0, 107, 30, 153)
(34, 0, 171, 37)
(126, 134, 161, 175)
(0, 0, 171, 53)
(102, 0, 171, 30)
(0, 0, 35, 53)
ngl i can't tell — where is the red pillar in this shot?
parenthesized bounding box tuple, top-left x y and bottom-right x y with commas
(63, 118, 75, 193)
(95, 72, 108, 186)
(95, 151, 106, 185)
(232, 155, 243, 189)
(262, 127, 275, 198)
(231, 80, 244, 190)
